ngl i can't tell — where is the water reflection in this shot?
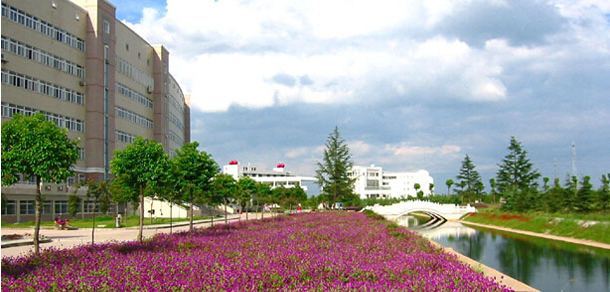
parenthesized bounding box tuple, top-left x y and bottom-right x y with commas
(396, 215, 610, 292)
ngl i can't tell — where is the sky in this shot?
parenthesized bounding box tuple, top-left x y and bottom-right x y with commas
(113, 0, 610, 195)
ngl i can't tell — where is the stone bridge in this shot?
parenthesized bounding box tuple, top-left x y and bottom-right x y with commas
(364, 200, 476, 222)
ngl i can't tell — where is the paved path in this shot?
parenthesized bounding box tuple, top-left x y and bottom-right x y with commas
(1, 212, 276, 258)
(459, 220, 610, 250)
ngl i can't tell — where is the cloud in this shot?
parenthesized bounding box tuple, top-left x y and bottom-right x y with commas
(122, 0, 610, 191)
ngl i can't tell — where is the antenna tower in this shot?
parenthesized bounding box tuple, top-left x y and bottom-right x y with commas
(572, 142, 577, 178)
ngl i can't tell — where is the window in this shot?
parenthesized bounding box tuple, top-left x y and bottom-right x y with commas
(115, 130, 136, 144)
(67, 176, 75, 186)
(115, 106, 153, 128)
(54, 201, 68, 214)
(1, 102, 84, 132)
(42, 201, 52, 215)
(78, 173, 87, 183)
(78, 147, 85, 160)
(1, 69, 84, 105)
(1, 3, 85, 51)
(103, 20, 110, 34)
(19, 200, 35, 215)
(84, 201, 99, 213)
(2, 200, 16, 215)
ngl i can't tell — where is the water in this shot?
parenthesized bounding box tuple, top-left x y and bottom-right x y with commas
(396, 215, 610, 292)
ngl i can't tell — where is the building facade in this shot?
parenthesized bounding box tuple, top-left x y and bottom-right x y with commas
(349, 165, 434, 199)
(1, 0, 190, 223)
(223, 161, 316, 192)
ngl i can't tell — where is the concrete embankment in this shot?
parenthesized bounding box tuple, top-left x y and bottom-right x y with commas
(459, 220, 610, 250)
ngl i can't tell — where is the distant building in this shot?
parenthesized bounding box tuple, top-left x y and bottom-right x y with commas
(222, 161, 316, 192)
(349, 165, 434, 199)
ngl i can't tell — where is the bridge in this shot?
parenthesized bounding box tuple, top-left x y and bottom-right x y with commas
(363, 200, 476, 223)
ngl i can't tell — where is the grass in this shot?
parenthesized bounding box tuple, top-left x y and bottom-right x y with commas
(463, 210, 610, 244)
(1, 215, 219, 229)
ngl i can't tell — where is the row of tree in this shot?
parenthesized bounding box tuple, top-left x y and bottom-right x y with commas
(444, 137, 609, 213)
(1, 114, 308, 254)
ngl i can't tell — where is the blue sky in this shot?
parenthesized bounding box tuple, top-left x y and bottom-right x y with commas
(113, 0, 610, 194)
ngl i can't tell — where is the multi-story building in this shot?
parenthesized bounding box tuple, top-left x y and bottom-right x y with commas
(349, 165, 434, 199)
(223, 161, 316, 192)
(1, 0, 190, 223)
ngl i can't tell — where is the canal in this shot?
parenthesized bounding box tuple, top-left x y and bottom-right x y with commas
(396, 215, 610, 292)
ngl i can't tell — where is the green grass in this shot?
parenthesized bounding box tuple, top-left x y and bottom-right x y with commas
(463, 211, 610, 244)
(1, 215, 219, 229)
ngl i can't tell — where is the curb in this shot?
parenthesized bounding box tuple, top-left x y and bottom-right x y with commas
(1, 238, 53, 249)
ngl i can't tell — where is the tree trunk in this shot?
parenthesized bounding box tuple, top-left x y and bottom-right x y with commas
(189, 195, 194, 232)
(34, 176, 42, 255)
(246, 201, 249, 221)
(150, 198, 154, 224)
(92, 205, 96, 244)
(210, 205, 214, 227)
(224, 199, 228, 224)
(138, 185, 144, 243)
(169, 202, 173, 234)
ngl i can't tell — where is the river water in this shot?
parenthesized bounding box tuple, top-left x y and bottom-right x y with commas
(396, 216, 610, 292)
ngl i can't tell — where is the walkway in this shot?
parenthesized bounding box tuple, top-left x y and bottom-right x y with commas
(366, 200, 476, 220)
(1, 212, 276, 258)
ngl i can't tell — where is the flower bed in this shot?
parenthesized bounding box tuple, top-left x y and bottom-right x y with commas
(2, 212, 512, 291)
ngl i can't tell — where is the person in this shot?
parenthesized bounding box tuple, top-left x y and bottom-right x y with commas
(297, 203, 302, 213)
(55, 216, 67, 230)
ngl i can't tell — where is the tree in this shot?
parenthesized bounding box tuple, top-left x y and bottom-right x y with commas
(316, 127, 357, 204)
(598, 174, 610, 211)
(446, 179, 454, 196)
(110, 137, 169, 243)
(212, 174, 237, 224)
(1, 113, 79, 254)
(429, 183, 435, 197)
(456, 155, 482, 204)
(68, 195, 82, 217)
(496, 137, 541, 193)
(173, 142, 218, 231)
(74, 179, 112, 244)
(575, 176, 594, 213)
(236, 176, 257, 220)
(156, 162, 183, 234)
(489, 178, 497, 204)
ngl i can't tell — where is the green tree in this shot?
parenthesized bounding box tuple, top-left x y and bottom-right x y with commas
(429, 183, 435, 197)
(1, 113, 79, 254)
(544, 178, 565, 213)
(456, 154, 482, 204)
(156, 162, 183, 234)
(316, 126, 357, 204)
(255, 182, 272, 218)
(575, 176, 594, 213)
(496, 137, 541, 211)
(496, 137, 541, 193)
(74, 179, 112, 244)
(68, 195, 82, 217)
(598, 174, 610, 211)
(446, 179, 454, 196)
(212, 174, 237, 224)
(489, 178, 497, 204)
(173, 142, 218, 231)
(110, 137, 169, 242)
(236, 176, 257, 220)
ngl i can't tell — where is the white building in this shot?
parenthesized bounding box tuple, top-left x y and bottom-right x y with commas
(222, 161, 316, 191)
(349, 165, 434, 199)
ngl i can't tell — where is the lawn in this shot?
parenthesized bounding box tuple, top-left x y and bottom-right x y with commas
(1, 215, 218, 229)
(1, 212, 512, 291)
(463, 211, 610, 244)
